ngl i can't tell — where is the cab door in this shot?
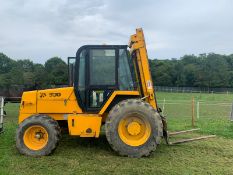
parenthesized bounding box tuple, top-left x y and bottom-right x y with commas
(75, 46, 118, 112)
(86, 47, 118, 111)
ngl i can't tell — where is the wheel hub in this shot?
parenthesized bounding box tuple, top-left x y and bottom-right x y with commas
(127, 122, 141, 136)
(35, 132, 43, 139)
(118, 114, 152, 147)
(23, 125, 48, 151)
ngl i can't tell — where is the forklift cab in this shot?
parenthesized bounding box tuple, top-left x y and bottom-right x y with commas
(68, 45, 137, 112)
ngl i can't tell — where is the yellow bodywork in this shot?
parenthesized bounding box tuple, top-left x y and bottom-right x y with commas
(19, 87, 82, 123)
(68, 114, 102, 137)
(19, 87, 140, 137)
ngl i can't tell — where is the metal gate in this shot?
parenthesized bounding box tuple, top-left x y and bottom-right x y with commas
(0, 96, 4, 133)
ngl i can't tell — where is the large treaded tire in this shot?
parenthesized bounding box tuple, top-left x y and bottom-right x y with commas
(105, 99, 163, 158)
(16, 115, 61, 156)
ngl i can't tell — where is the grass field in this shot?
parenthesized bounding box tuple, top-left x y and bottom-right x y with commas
(1, 92, 233, 175)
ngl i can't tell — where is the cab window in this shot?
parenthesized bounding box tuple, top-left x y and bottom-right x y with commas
(118, 49, 134, 90)
(89, 49, 116, 86)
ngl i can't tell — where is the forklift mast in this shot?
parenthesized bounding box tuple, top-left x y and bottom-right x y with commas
(129, 28, 158, 109)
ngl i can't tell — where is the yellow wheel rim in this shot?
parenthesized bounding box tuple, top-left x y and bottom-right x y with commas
(118, 113, 151, 146)
(23, 125, 48, 151)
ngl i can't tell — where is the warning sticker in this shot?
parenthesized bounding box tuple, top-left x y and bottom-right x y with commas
(146, 80, 152, 89)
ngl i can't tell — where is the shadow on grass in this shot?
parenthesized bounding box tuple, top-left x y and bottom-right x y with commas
(56, 132, 116, 157)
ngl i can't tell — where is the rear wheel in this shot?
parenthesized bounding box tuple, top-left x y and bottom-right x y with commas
(105, 99, 163, 158)
(16, 115, 61, 156)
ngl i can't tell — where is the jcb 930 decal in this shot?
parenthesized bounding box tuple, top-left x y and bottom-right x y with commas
(39, 93, 46, 98)
(39, 92, 61, 98)
(49, 93, 61, 97)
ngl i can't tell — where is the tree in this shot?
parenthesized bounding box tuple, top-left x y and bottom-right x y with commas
(33, 64, 48, 88)
(0, 53, 15, 74)
(45, 57, 68, 85)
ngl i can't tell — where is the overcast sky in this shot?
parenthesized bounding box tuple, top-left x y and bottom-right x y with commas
(0, 0, 233, 63)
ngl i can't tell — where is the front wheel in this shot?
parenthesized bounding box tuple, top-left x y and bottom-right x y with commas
(16, 115, 61, 156)
(105, 99, 163, 158)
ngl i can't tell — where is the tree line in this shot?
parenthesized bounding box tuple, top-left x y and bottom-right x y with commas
(0, 52, 233, 89)
(150, 53, 233, 88)
(0, 53, 68, 89)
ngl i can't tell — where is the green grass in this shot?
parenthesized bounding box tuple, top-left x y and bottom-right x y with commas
(157, 92, 233, 138)
(1, 92, 233, 175)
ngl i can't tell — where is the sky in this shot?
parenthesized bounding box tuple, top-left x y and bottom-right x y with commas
(0, 0, 233, 63)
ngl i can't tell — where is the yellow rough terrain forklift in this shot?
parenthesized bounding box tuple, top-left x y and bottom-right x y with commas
(16, 28, 213, 157)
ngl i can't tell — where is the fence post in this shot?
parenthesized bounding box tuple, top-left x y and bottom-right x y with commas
(230, 102, 233, 121)
(192, 97, 195, 127)
(197, 101, 200, 119)
(0, 97, 4, 133)
(162, 98, 165, 116)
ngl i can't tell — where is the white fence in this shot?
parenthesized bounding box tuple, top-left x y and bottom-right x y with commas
(155, 86, 233, 94)
(157, 99, 233, 121)
(0, 96, 4, 133)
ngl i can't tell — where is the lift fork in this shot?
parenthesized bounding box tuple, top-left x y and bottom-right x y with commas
(161, 116, 216, 145)
(167, 128, 216, 145)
